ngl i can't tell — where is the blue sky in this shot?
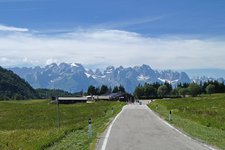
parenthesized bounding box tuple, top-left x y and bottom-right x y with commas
(0, 0, 225, 71)
(1, 0, 225, 35)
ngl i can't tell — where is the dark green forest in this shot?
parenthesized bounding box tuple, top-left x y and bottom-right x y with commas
(0, 66, 39, 100)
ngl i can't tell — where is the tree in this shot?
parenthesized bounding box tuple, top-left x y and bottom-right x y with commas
(108, 86, 112, 94)
(100, 85, 109, 95)
(218, 82, 225, 93)
(144, 84, 157, 98)
(205, 84, 215, 95)
(188, 83, 201, 97)
(118, 85, 125, 92)
(95, 87, 100, 95)
(164, 82, 172, 95)
(112, 86, 119, 93)
(178, 88, 189, 97)
(152, 82, 161, 89)
(134, 85, 144, 99)
(177, 83, 190, 88)
(157, 85, 168, 98)
(170, 88, 179, 97)
(87, 85, 96, 95)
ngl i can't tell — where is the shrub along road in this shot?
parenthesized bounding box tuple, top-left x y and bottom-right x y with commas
(97, 103, 214, 150)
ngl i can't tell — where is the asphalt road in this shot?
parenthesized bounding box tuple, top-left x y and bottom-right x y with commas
(96, 103, 214, 150)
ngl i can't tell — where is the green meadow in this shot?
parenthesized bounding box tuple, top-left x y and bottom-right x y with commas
(0, 100, 125, 150)
(149, 94, 225, 149)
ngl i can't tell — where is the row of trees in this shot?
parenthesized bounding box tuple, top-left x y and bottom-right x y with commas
(87, 85, 126, 95)
(134, 81, 225, 99)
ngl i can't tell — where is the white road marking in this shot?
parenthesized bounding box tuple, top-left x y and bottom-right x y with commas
(147, 105, 217, 150)
(101, 106, 125, 150)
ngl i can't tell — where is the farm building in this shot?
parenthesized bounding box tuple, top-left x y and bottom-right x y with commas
(53, 96, 94, 104)
(97, 92, 134, 102)
(52, 92, 134, 104)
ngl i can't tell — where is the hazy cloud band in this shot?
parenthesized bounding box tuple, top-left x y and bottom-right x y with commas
(0, 28, 224, 69)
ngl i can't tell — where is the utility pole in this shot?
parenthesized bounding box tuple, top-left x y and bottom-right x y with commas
(56, 98, 60, 130)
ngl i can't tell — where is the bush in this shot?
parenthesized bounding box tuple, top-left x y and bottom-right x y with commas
(188, 83, 201, 97)
(157, 85, 168, 97)
(206, 84, 215, 95)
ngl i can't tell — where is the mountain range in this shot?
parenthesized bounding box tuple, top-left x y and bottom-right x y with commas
(9, 63, 190, 93)
(9, 63, 224, 93)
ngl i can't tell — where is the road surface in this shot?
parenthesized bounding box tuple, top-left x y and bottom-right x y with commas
(96, 103, 214, 150)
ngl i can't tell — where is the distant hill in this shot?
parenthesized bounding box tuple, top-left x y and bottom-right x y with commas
(0, 66, 39, 100)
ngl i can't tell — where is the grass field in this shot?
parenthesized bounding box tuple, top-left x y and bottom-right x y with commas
(0, 100, 125, 150)
(149, 93, 225, 150)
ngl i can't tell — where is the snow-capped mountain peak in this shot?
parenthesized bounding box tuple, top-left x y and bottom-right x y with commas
(137, 74, 150, 81)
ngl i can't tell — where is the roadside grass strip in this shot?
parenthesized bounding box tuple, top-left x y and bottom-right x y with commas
(148, 94, 225, 150)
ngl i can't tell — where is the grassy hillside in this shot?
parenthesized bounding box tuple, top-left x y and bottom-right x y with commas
(149, 94, 225, 149)
(0, 100, 125, 150)
(0, 66, 39, 100)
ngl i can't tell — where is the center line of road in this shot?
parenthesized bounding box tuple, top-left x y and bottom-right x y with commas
(101, 106, 125, 150)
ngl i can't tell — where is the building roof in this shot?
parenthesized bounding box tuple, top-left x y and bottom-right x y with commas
(58, 97, 87, 101)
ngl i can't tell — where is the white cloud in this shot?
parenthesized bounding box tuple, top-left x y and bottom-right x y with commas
(95, 16, 164, 29)
(0, 0, 35, 2)
(0, 57, 9, 62)
(22, 57, 28, 62)
(0, 24, 28, 32)
(0, 29, 225, 70)
(46, 58, 58, 65)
